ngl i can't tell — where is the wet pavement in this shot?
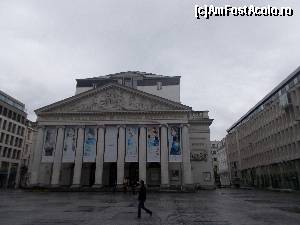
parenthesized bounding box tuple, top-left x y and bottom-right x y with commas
(0, 188, 300, 225)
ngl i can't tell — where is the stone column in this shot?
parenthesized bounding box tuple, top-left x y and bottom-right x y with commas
(182, 124, 193, 187)
(139, 126, 147, 184)
(93, 126, 105, 188)
(117, 126, 125, 188)
(30, 126, 45, 186)
(160, 124, 169, 188)
(72, 127, 84, 188)
(51, 127, 65, 187)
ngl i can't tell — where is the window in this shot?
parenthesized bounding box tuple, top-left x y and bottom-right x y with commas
(8, 122, 12, 132)
(12, 112, 16, 120)
(157, 81, 162, 90)
(2, 147, 7, 157)
(7, 148, 11, 158)
(0, 132, 4, 143)
(5, 134, 9, 144)
(18, 138, 23, 148)
(12, 124, 16, 133)
(17, 150, 21, 159)
(12, 149, 16, 159)
(2, 120, 6, 129)
(8, 110, 12, 119)
(10, 136, 14, 145)
(3, 107, 7, 116)
(14, 137, 18, 147)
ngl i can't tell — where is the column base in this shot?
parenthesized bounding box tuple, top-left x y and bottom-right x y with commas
(182, 184, 195, 192)
(92, 184, 103, 189)
(50, 184, 60, 188)
(71, 184, 81, 188)
(116, 184, 124, 191)
(160, 184, 170, 189)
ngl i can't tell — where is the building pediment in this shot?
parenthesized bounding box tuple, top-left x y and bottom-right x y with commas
(35, 83, 191, 115)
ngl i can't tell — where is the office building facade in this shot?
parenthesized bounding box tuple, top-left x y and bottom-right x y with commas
(0, 90, 27, 188)
(226, 67, 300, 189)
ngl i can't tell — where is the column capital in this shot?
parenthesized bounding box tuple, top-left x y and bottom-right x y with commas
(76, 125, 85, 129)
(36, 125, 45, 129)
(117, 125, 126, 129)
(181, 124, 190, 128)
(160, 124, 168, 128)
(56, 125, 65, 129)
(97, 125, 106, 129)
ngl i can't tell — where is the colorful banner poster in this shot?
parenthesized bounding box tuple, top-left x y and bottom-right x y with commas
(42, 128, 57, 162)
(125, 127, 139, 162)
(62, 127, 77, 163)
(83, 127, 97, 162)
(147, 127, 160, 162)
(168, 126, 182, 162)
(104, 126, 118, 162)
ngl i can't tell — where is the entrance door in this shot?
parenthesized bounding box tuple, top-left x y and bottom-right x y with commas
(109, 163, 117, 186)
(125, 163, 139, 185)
(81, 163, 95, 186)
(147, 163, 161, 187)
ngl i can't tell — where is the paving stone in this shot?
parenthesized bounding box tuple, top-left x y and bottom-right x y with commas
(0, 189, 300, 225)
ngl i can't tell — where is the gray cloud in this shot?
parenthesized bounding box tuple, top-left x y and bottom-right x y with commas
(0, 0, 299, 140)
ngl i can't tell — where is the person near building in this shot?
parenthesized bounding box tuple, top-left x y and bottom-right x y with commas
(137, 180, 152, 218)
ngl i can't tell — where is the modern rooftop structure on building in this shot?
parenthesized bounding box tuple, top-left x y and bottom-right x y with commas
(226, 66, 300, 189)
(29, 71, 214, 190)
(0, 90, 27, 188)
(75, 71, 181, 102)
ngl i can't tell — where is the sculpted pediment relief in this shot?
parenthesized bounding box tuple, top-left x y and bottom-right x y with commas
(38, 84, 190, 114)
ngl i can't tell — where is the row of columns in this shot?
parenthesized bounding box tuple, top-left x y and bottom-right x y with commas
(30, 124, 193, 188)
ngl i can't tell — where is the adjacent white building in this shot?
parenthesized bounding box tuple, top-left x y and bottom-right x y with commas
(29, 71, 214, 190)
(216, 139, 230, 187)
(210, 140, 219, 185)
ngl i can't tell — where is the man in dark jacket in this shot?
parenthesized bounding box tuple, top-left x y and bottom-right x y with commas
(137, 180, 152, 218)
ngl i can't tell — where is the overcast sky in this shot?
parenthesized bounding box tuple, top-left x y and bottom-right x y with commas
(0, 0, 299, 140)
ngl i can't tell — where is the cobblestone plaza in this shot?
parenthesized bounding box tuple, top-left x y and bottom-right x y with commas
(0, 189, 299, 225)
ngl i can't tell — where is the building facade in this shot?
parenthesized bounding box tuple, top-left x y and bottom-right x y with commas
(216, 139, 230, 187)
(0, 90, 27, 188)
(226, 67, 300, 189)
(210, 140, 219, 185)
(19, 120, 37, 187)
(29, 72, 214, 190)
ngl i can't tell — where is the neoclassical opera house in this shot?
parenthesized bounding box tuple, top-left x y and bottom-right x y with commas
(30, 72, 214, 190)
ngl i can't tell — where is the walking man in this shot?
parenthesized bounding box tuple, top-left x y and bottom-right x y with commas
(137, 180, 152, 218)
